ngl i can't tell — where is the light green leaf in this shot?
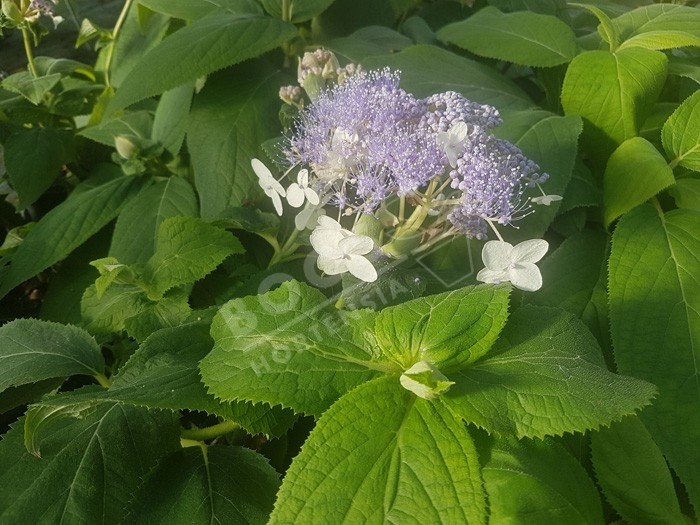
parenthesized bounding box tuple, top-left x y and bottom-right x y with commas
(591, 416, 686, 525)
(373, 284, 510, 372)
(108, 13, 296, 111)
(569, 2, 620, 50)
(483, 436, 604, 524)
(110, 177, 198, 265)
(668, 178, 700, 211)
(270, 376, 487, 524)
(137, 0, 262, 19)
(0, 319, 104, 392)
(668, 56, 700, 85)
(612, 5, 700, 41)
(561, 47, 667, 162)
(603, 137, 675, 227)
(662, 90, 700, 173)
(78, 111, 153, 147)
(618, 30, 700, 51)
(1, 71, 61, 105)
(494, 111, 582, 242)
(125, 445, 279, 525)
(0, 173, 146, 300)
(443, 305, 657, 438)
(362, 45, 534, 111)
(142, 216, 242, 299)
(152, 82, 194, 155)
(4, 128, 74, 209)
(261, 0, 335, 22)
(187, 64, 289, 219)
(201, 280, 389, 416)
(0, 405, 179, 523)
(609, 204, 700, 511)
(438, 7, 577, 67)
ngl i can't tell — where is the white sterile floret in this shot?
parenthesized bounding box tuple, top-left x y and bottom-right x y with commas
(531, 194, 563, 206)
(436, 121, 469, 168)
(294, 205, 326, 231)
(286, 169, 320, 208)
(251, 158, 286, 216)
(309, 216, 378, 282)
(476, 239, 549, 292)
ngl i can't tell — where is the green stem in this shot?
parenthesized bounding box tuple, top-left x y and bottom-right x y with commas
(21, 28, 38, 78)
(180, 420, 240, 442)
(268, 227, 301, 267)
(94, 372, 113, 388)
(104, 0, 133, 87)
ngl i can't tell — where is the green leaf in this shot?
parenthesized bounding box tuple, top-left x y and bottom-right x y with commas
(618, 30, 700, 51)
(559, 159, 602, 214)
(494, 111, 582, 242)
(662, 90, 700, 173)
(0, 319, 104, 392)
(612, 5, 700, 42)
(188, 63, 289, 219)
(443, 305, 657, 438)
(152, 82, 194, 155)
(212, 206, 280, 236)
(0, 405, 179, 523)
(326, 26, 412, 62)
(201, 280, 388, 416)
(4, 128, 74, 208)
(125, 445, 280, 525)
(561, 47, 668, 163)
(30, 322, 296, 437)
(437, 7, 577, 67)
(0, 173, 146, 300)
(261, 0, 335, 22)
(142, 216, 242, 299)
(603, 137, 675, 227)
(373, 284, 510, 372)
(110, 178, 198, 264)
(138, 0, 262, 19)
(78, 110, 153, 147)
(108, 13, 296, 111)
(482, 436, 604, 524)
(362, 45, 534, 111)
(591, 416, 686, 525)
(1, 71, 61, 105)
(609, 204, 700, 511)
(668, 178, 700, 211)
(270, 376, 487, 524)
(668, 56, 700, 85)
(569, 2, 620, 50)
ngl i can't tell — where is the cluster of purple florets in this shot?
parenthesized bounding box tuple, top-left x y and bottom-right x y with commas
(286, 69, 544, 239)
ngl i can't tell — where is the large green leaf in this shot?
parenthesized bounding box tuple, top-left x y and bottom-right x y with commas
(609, 204, 700, 511)
(362, 45, 534, 111)
(78, 111, 153, 147)
(138, 0, 262, 19)
(591, 416, 686, 525)
(603, 137, 675, 227)
(0, 172, 146, 300)
(31, 323, 295, 438)
(326, 26, 412, 62)
(438, 7, 577, 67)
(0, 405, 179, 524)
(494, 111, 582, 242)
(668, 178, 700, 211)
(110, 177, 198, 264)
(142, 216, 241, 299)
(4, 128, 74, 209)
(151, 83, 194, 156)
(443, 305, 657, 438)
(662, 90, 700, 173)
(125, 445, 280, 525)
(261, 0, 335, 22)
(270, 376, 487, 524)
(618, 30, 700, 51)
(561, 47, 667, 162)
(612, 5, 700, 42)
(187, 64, 289, 219)
(373, 284, 510, 372)
(109, 13, 296, 111)
(482, 436, 604, 524)
(0, 319, 104, 392)
(200, 280, 387, 416)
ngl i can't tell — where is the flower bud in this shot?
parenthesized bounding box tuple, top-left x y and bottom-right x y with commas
(114, 136, 138, 159)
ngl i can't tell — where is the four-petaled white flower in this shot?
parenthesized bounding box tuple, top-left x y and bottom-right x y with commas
(531, 194, 563, 206)
(295, 205, 326, 231)
(436, 121, 469, 168)
(251, 158, 286, 216)
(476, 239, 548, 292)
(286, 169, 320, 208)
(310, 216, 378, 282)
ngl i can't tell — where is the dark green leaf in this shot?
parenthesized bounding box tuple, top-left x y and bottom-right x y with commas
(138, 0, 262, 19)
(152, 83, 194, 155)
(261, 0, 335, 22)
